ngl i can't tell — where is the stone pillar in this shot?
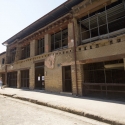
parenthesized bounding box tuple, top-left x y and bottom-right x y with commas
(73, 18, 80, 45)
(30, 40, 36, 57)
(6, 46, 10, 64)
(45, 34, 51, 53)
(17, 70, 21, 88)
(68, 22, 74, 48)
(71, 64, 83, 96)
(15, 44, 21, 61)
(68, 18, 80, 48)
(29, 64, 35, 89)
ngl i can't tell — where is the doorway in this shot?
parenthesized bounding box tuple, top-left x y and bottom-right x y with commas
(63, 66, 72, 92)
(7, 72, 17, 87)
(21, 70, 29, 88)
(35, 62, 45, 90)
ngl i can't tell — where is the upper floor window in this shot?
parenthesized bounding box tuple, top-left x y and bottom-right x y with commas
(21, 44, 30, 59)
(37, 38, 44, 55)
(80, 0, 125, 44)
(8, 48, 16, 63)
(51, 28, 68, 51)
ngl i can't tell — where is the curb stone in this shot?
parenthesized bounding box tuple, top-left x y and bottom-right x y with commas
(0, 93, 124, 125)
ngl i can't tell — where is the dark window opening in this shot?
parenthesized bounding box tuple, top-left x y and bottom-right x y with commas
(8, 48, 16, 63)
(21, 44, 30, 59)
(37, 38, 44, 55)
(84, 59, 124, 83)
(80, 1, 125, 44)
(51, 29, 68, 51)
(83, 59, 125, 99)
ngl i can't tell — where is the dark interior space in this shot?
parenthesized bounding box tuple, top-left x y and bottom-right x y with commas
(63, 66, 72, 92)
(7, 72, 17, 87)
(80, 0, 125, 44)
(35, 62, 45, 90)
(21, 70, 29, 88)
(83, 59, 125, 99)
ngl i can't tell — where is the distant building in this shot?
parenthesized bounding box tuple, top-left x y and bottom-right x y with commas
(0, 0, 125, 99)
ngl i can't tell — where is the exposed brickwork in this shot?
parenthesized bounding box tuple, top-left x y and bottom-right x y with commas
(30, 40, 36, 57)
(68, 22, 74, 48)
(29, 64, 35, 90)
(71, 64, 83, 96)
(0, 1, 125, 97)
(17, 70, 21, 88)
(45, 34, 51, 53)
(15, 44, 21, 61)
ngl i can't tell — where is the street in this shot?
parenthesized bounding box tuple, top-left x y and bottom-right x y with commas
(0, 95, 109, 125)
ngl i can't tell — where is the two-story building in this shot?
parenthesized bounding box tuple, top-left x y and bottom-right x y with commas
(0, 0, 125, 99)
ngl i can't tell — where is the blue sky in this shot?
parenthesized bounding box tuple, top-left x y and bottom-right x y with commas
(0, 0, 66, 53)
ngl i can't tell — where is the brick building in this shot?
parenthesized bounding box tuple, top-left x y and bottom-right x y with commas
(0, 0, 125, 98)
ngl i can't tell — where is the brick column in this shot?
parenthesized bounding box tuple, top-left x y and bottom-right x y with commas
(68, 18, 80, 48)
(71, 64, 83, 96)
(6, 46, 10, 64)
(45, 34, 51, 53)
(73, 18, 80, 45)
(17, 70, 21, 88)
(30, 40, 36, 57)
(68, 22, 74, 48)
(29, 64, 35, 89)
(15, 44, 21, 61)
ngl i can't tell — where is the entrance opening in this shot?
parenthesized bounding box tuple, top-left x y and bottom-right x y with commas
(63, 66, 72, 92)
(35, 62, 45, 90)
(83, 59, 125, 99)
(7, 72, 17, 87)
(21, 70, 29, 88)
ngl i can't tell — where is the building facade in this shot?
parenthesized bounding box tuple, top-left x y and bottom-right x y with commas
(0, 0, 125, 98)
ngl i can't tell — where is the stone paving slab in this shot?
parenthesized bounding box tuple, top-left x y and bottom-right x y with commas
(0, 88, 125, 125)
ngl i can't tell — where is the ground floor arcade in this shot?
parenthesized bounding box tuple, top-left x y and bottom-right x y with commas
(1, 58, 125, 100)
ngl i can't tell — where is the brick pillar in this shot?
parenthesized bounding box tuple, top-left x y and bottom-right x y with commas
(45, 34, 51, 53)
(73, 18, 80, 45)
(71, 64, 83, 96)
(6, 46, 10, 64)
(68, 18, 80, 48)
(17, 70, 21, 88)
(15, 44, 21, 61)
(30, 40, 36, 57)
(29, 64, 35, 89)
(68, 22, 74, 48)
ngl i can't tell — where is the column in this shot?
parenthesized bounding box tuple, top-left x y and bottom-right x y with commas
(71, 64, 83, 96)
(68, 18, 80, 48)
(17, 70, 21, 88)
(45, 34, 51, 53)
(30, 40, 36, 57)
(68, 22, 74, 48)
(15, 44, 21, 61)
(73, 18, 80, 45)
(6, 46, 10, 64)
(29, 64, 35, 89)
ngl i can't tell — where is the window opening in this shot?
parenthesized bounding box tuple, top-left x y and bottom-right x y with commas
(21, 44, 30, 59)
(51, 29, 68, 51)
(80, 1, 125, 44)
(37, 38, 44, 55)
